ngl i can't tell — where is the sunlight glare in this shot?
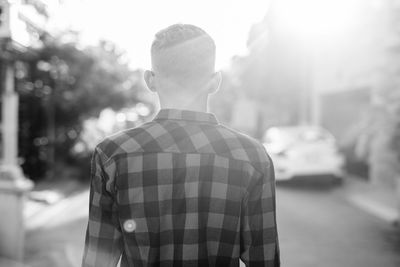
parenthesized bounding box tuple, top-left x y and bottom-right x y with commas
(54, 0, 270, 70)
(273, 0, 360, 42)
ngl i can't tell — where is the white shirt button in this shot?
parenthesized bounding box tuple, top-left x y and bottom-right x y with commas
(123, 219, 136, 232)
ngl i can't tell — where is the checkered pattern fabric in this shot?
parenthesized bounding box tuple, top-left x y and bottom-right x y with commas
(82, 109, 279, 267)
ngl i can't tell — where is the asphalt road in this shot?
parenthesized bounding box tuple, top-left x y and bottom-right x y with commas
(276, 179, 400, 267)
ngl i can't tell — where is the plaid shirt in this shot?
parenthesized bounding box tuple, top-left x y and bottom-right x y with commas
(82, 109, 279, 267)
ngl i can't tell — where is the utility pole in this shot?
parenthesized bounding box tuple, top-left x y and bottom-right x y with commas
(0, 0, 46, 262)
(0, 59, 33, 262)
(2, 62, 18, 166)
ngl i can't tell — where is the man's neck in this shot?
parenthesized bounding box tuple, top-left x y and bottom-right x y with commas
(160, 104, 208, 113)
(158, 95, 209, 113)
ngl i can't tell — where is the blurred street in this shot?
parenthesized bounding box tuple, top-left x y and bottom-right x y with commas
(1, 0, 400, 266)
(24, 187, 88, 267)
(277, 179, 400, 267)
(17, 176, 400, 267)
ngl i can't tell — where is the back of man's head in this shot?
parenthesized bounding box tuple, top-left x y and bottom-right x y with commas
(151, 24, 216, 89)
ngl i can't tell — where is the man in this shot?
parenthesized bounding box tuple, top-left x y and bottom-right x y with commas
(82, 24, 279, 267)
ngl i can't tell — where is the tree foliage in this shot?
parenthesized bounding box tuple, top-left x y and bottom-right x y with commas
(377, 2, 400, 170)
(222, 13, 308, 138)
(18, 36, 152, 180)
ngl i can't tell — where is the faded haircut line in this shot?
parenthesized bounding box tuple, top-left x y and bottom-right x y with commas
(150, 24, 216, 86)
(151, 24, 215, 53)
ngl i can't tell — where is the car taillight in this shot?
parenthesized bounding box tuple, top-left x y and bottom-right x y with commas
(277, 150, 288, 157)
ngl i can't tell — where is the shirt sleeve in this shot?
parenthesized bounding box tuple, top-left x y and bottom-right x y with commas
(82, 147, 122, 267)
(240, 158, 280, 267)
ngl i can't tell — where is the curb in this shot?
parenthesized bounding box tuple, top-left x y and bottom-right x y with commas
(24, 180, 89, 230)
(25, 190, 89, 231)
(347, 194, 398, 224)
(343, 176, 399, 225)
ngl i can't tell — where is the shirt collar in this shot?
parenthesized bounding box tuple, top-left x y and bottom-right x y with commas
(154, 109, 219, 125)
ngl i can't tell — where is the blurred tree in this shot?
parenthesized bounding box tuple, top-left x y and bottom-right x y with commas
(228, 11, 308, 139)
(209, 69, 240, 124)
(386, 3, 400, 169)
(18, 34, 153, 180)
(366, 0, 400, 186)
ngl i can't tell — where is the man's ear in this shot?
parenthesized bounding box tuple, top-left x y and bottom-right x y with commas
(208, 71, 222, 94)
(144, 70, 157, 93)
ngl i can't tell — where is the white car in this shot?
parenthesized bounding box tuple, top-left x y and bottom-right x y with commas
(262, 126, 345, 181)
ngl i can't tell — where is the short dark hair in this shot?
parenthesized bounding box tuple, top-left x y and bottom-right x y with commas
(151, 24, 216, 86)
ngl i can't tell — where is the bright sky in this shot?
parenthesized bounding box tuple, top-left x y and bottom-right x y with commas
(55, 0, 271, 70)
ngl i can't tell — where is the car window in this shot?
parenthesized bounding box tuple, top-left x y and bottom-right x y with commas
(299, 129, 332, 142)
(264, 127, 333, 145)
(264, 128, 296, 146)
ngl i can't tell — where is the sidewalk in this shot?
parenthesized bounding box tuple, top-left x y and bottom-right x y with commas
(23, 178, 89, 267)
(343, 176, 399, 224)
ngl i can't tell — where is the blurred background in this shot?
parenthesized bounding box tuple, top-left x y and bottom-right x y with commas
(0, 0, 400, 266)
